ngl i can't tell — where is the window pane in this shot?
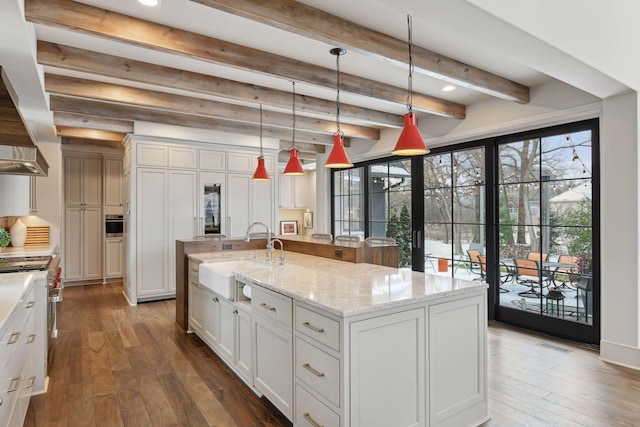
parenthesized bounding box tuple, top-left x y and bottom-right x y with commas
(424, 188, 452, 224)
(424, 153, 452, 188)
(453, 184, 485, 225)
(499, 139, 541, 184)
(453, 148, 485, 187)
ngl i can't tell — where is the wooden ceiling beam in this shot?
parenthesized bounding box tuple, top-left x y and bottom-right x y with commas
(279, 140, 326, 154)
(61, 136, 124, 150)
(38, 42, 402, 128)
(190, 0, 529, 104)
(45, 74, 379, 139)
(53, 111, 134, 133)
(26, 0, 465, 118)
(50, 95, 345, 146)
(56, 126, 126, 142)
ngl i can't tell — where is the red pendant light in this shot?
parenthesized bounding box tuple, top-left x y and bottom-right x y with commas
(252, 104, 270, 181)
(392, 15, 429, 157)
(325, 48, 352, 169)
(283, 147, 305, 175)
(392, 112, 429, 155)
(283, 82, 305, 176)
(325, 134, 352, 168)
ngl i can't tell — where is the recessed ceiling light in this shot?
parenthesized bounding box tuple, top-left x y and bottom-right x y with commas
(138, 0, 160, 6)
(443, 85, 456, 92)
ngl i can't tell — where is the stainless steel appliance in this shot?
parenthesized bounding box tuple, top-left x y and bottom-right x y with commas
(105, 214, 124, 237)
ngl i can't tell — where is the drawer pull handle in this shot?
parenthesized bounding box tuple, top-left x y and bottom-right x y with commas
(26, 301, 36, 308)
(302, 363, 325, 377)
(260, 302, 276, 312)
(8, 377, 21, 392)
(303, 412, 324, 427)
(27, 334, 36, 344)
(24, 376, 36, 388)
(302, 322, 325, 333)
(7, 332, 20, 345)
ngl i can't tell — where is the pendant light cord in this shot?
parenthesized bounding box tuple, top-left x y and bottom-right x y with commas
(335, 52, 342, 135)
(291, 82, 296, 148)
(259, 103, 264, 158)
(406, 14, 414, 114)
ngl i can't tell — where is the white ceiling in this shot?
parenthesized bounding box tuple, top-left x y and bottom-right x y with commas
(0, 0, 630, 145)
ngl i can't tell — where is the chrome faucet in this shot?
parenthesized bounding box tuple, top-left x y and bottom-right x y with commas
(244, 222, 283, 264)
(272, 238, 285, 265)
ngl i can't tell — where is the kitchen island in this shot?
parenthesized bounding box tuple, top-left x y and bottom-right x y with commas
(188, 250, 488, 427)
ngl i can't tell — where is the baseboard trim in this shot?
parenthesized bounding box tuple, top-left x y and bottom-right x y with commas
(600, 339, 640, 371)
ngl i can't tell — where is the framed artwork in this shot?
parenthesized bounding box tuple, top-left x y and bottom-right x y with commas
(280, 220, 298, 235)
(303, 211, 313, 228)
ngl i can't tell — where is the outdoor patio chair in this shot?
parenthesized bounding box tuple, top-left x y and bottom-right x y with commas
(467, 249, 484, 280)
(556, 255, 579, 288)
(478, 255, 512, 292)
(335, 234, 361, 242)
(527, 252, 548, 262)
(514, 258, 548, 297)
(311, 233, 333, 240)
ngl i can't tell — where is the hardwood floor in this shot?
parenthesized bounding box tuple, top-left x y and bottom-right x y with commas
(25, 282, 640, 427)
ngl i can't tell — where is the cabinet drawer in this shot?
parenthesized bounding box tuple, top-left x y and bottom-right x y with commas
(295, 305, 340, 352)
(252, 286, 292, 328)
(295, 337, 340, 407)
(295, 384, 340, 427)
(188, 260, 200, 280)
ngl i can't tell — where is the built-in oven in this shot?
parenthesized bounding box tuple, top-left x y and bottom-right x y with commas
(105, 214, 124, 237)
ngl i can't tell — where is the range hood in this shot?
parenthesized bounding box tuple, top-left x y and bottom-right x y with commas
(0, 66, 49, 176)
(0, 145, 49, 176)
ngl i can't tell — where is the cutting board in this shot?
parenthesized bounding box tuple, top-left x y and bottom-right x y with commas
(25, 225, 49, 247)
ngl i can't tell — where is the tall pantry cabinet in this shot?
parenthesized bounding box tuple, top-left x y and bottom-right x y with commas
(63, 155, 103, 281)
(124, 136, 276, 304)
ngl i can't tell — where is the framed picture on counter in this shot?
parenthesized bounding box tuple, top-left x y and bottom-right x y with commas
(303, 211, 313, 228)
(280, 220, 298, 235)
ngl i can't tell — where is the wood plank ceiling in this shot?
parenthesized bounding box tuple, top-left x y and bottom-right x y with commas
(24, 0, 531, 160)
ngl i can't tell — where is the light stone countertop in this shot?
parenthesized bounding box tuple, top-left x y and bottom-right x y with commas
(0, 245, 59, 258)
(189, 250, 487, 317)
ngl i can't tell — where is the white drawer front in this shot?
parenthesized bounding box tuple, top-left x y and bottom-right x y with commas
(296, 384, 340, 427)
(252, 286, 292, 328)
(295, 305, 340, 352)
(295, 337, 340, 407)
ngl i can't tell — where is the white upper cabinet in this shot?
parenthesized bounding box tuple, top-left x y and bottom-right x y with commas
(199, 149, 226, 171)
(279, 174, 307, 208)
(64, 156, 102, 207)
(104, 157, 124, 214)
(227, 151, 253, 173)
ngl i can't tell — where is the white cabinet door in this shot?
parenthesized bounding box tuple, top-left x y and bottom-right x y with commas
(279, 174, 294, 208)
(104, 158, 123, 210)
(83, 207, 103, 280)
(64, 157, 83, 206)
(251, 178, 274, 232)
(105, 238, 123, 278)
(198, 171, 226, 236)
(204, 291, 221, 348)
(253, 314, 293, 421)
(137, 169, 168, 297)
(64, 206, 102, 281)
(218, 298, 236, 364)
(227, 173, 251, 237)
(169, 170, 197, 292)
(189, 279, 204, 334)
(236, 308, 253, 384)
(350, 308, 425, 427)
(64, 207, 83, 281)
(83, 158, 103, 207)
(293, 175, 307, 208)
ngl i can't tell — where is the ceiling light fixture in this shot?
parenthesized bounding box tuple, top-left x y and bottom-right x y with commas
(392, 15, 430, 156)
(325, 48, 353, 169)
(283, 81, 305, 176)
(443, 84, 456, 92)
(252, 104, 270, 181)
(138, 0, 160, 6)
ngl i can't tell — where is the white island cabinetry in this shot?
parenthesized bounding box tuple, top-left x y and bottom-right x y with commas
(188, 252, 488, 427)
